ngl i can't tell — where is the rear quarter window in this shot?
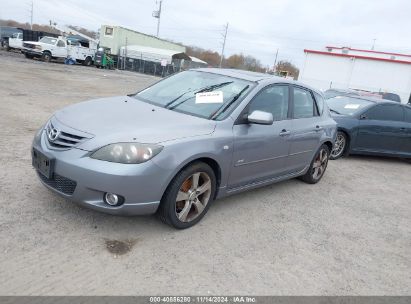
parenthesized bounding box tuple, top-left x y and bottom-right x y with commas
(405, 107, 411, 123)
(314, 92, 324, 115)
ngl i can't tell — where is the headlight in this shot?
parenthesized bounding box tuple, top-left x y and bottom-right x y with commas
(90, 143, 163, 164)
(35, 45, 42, 50)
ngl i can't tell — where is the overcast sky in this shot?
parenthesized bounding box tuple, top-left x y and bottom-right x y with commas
(2, 0, 411, 68)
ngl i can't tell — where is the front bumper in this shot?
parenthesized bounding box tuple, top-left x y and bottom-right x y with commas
(22, 49, 42, 57)
(31, 130, 173, 215)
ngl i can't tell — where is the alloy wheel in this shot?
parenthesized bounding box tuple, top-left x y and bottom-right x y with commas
(312, 148, 328, 180)
(175, 172, 212, 223)
(331, 133, 346, 158)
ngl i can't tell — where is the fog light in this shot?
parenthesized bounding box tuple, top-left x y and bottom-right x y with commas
(104, 192, 124, 206)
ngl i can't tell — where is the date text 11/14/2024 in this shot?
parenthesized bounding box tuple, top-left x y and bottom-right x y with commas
(149, 296, 257, 303)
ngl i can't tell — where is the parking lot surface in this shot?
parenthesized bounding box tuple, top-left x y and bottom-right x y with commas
(0, 51, 410, 295)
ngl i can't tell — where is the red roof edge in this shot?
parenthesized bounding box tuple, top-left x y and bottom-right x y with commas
(325, 46, 411, 58)
(304, 49, 411, 65)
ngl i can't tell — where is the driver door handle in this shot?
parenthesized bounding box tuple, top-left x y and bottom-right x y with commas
(279, 129, 291, 136)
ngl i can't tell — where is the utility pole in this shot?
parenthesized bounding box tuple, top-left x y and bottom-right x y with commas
(273, 48, 279, 72)
(153, 0, 162, 38)
(219, 23, 228, 68)
(30, 0, 34, 30)
(371, 38, 376, 50)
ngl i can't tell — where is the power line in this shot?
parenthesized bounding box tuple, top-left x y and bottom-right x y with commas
(274, 48, 279, 69)
(152, 0, 162, 37)
(29, 0, 34, 29)
(219, 23, 228, 68)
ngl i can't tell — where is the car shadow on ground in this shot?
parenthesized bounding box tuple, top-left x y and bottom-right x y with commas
(35, 153, 409, 234)
(339, 154, 410, 164)
(40, 174, 299, 234)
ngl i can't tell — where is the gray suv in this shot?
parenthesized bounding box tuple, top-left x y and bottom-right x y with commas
(32, 69, 337, 229)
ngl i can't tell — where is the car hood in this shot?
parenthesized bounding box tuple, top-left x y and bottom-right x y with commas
(23, 41, 46, 47)
(54, 96, 216, 151)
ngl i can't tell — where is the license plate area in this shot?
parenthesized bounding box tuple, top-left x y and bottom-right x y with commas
(32, 148, 54, 179)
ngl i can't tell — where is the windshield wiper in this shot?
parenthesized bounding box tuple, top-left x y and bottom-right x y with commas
(209, 85, 250, 120)
(329, 108, 342, 115)
(195, 81, 233, 94)
(164, 90, 193, 108)
(165, 81, 234, 110)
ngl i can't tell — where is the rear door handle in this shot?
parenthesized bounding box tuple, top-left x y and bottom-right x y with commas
(314, 125, 324, 132)
(279, 129, 291, 136)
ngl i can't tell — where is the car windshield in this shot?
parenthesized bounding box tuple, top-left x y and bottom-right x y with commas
(134, 71, 254, 120)
(327, 96, 373, 115)
(39, 37, 57, 45)
(326, 96, 374, 116)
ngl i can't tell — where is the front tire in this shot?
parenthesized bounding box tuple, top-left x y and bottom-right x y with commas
(42, 52, 52, 62)
(330, 131, 347, 160)
(157, 162, 216, 229)
(300, 144, 330, 184)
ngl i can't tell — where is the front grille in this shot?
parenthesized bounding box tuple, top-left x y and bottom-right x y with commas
(23, 43, 35, 49)
(46, 121, 86, 149)
(38, 172, 77, 195)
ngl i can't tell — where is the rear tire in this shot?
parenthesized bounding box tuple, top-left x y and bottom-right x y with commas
(157, 162, 216, 229)
(83, 56, 92, 66)
(300, 144, 330, 184)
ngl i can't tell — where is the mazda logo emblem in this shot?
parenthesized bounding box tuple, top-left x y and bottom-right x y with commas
(48, 128, 60, 142)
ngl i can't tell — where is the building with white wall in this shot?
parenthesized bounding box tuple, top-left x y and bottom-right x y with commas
(299, 46, 411, 103)
(99, 25, 185, 56)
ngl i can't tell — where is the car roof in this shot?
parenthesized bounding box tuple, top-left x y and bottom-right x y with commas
(192, 68, 322, 94)
(193, 68, 276, 82)
(331, 94, 407, 106)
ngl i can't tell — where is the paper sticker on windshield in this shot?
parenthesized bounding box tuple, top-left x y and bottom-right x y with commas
(195, 91, 224, 104)
(344, 104, 360, 109)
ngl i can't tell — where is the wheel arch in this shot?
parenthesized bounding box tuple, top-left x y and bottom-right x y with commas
(322, 140, 334, 153)
(336, 128, 351, 154)
(163, 156, 222, 200)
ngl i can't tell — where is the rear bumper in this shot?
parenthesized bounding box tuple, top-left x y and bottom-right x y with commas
(31, 128, 174, 215)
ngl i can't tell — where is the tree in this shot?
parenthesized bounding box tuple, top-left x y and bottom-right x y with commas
(0, 19, 60, 34)
(226, 53, 245, 69)
(186, 46, 221, 67)
(275, 60, 300, 79)
(225, 53, 265, 73)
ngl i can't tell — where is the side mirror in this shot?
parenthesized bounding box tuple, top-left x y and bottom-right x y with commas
(247, 110, 273, 125)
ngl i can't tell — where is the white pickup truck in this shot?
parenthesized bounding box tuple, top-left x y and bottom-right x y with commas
(22, 36, 96, 65)
(6, 32, 23, 51)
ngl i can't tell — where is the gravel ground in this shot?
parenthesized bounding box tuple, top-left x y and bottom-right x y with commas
(0, 50, 410, 296)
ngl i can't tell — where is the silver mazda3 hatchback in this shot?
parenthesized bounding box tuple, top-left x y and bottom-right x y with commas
(32, 69, 337, 228)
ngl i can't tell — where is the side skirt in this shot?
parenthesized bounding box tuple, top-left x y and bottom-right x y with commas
(222, 166, 309, 196)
